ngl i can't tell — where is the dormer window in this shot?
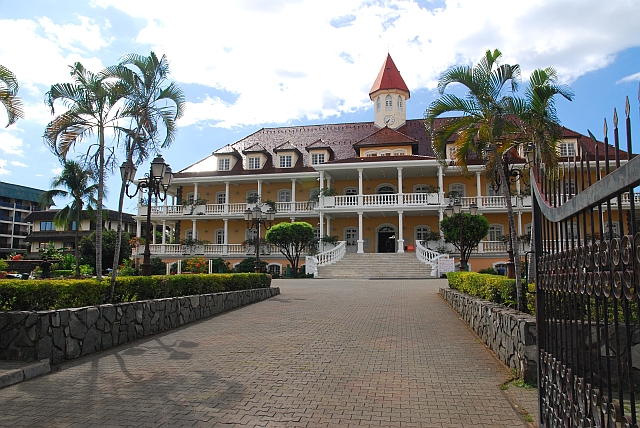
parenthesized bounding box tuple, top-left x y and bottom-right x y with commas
(559, 142, 576, 157)
(397, 96, 402, 111)
(248, 157, 261, 169)
(311, 153, 325, 165)
(385, 95, 392, 110)
(376, 96, 380, 112)
(280, 155, 292, 168)
(218, 158, 230, 170)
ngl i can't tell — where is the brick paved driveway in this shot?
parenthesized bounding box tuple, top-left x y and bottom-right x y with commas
(0, 279, 526, 427)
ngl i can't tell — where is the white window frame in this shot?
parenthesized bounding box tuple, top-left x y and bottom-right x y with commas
(215, 229, 225, 245)
(385, 95, 392, 110)
(311, 153, 325, 165)
(393, 149, 406, 156)
(488, 224, 504, 242)
(344, 227, 358, 247)
(376, 184, 396, 194)
(248, 156, 261, 169)
(397, 96, 403, 111)
(186, 192, 195, 204)
(186, 229, 199, 240)
(218, 158, 230, 171)
(449, 183, 466, 197)
(603, 221, 620, 239)
(216, 192, 226, 204)
(279, 154, 292, 168)
(246, 190, 259, 202)
(415, 225, 432, 242)
(364, 150, 377, 157)
(267, 263, 282, 276)
(278, 189, 291, 202)
(559, 142, 576, 157)
(344, 187, 358, 196)
(376, 96, 380, 112)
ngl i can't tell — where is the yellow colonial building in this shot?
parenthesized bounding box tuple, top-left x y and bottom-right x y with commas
(132, 55, 617, 277)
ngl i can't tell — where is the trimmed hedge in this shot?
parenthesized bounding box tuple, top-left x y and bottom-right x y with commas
(446, 272, 535, 313)
(0, 273, 272, 311)
(447, 271, 517, 307)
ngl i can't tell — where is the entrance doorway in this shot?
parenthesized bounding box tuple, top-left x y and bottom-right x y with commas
(377, 225, 396, 253)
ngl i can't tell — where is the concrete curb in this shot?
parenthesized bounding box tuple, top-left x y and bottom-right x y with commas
(0, 360, 50, 389)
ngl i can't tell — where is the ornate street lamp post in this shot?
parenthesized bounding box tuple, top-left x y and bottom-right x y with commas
(244, 203, 275, 273)
(121, 154, 173, 276)
(445, 199, 478, 272)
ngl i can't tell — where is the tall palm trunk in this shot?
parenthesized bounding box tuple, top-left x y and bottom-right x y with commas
(74, 208, 81, 278)
(494, 146, 525, 311)
(109, 146, 134, 302)
(96, 127, 105, 280)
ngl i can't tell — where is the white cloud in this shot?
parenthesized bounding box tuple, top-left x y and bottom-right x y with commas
(10, 161, 28, 167)
(0, 159, 10, 175)
(38, 15, 113, 53)
(618, 71, 640, 84)
(51, 167, 63, 175)
(89, 0, 640, 129)
(0, 131, 25, 156)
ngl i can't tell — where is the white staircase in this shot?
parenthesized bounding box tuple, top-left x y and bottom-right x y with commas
(316, 252, 433, 279)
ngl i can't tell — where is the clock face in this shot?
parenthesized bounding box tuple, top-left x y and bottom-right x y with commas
(384, 115, 395, 125)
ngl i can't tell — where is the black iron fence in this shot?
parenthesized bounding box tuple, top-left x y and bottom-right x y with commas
(532, 94, 640, 427)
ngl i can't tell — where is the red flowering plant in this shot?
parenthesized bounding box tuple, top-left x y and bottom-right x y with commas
(184, 256, 208, 274)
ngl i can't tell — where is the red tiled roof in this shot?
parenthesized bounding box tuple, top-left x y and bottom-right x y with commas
(326, 154, 435, 164)
(369, 54, 410, 98)
(352, 126, 419, 148)
(176, 117, 626, 177)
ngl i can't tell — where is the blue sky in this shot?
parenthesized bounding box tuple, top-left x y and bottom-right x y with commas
(1, 0, 639, 212)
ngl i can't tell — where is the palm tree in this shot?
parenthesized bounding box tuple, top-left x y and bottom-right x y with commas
(0, 65, 24, 127)
(44, 62, 129, 280)
(105, 52, 185, 301)
(424, 49, 526, 309)
(39, 160, 99, 278)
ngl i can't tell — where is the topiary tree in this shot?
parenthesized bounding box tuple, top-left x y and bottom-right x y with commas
(265, 221, 315, 278)
(440, 214, 489, 271)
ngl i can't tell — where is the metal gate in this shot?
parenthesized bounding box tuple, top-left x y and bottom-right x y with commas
(533, 96, 639, 427)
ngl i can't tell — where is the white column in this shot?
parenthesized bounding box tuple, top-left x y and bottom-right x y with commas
(225, 182, 230, 214)
(516, 175, 521, 206)
(152, 223, 156, 244)
(438, 209, 444, 241)
(291, 179, 296, 204)
(164, 195, 168, 213)
(319, 212, 324, 252)
(257, 179, 262, 198)
(319, 171, 325, 208)
(397, 167, 403, 206)
(438, 166, 445, 204)
(518, 211, 523, 236)
(397, 211, 404, 253)
(357, 212, 364, 253)
(192, 219, 197, 239)
(136, 220, 142, 238)
(358, 169, 364, 206)
(476, 172, 482, 207)
(326, 174, 331, 190)
(162, 220, 166, 245)
(326, 217, 331, 237)
(223, 219, 229, 255)
(194, 183, 198, 201)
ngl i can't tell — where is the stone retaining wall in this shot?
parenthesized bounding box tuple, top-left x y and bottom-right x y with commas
(0, 287, 280, 365)
(439, 288, 537, 384)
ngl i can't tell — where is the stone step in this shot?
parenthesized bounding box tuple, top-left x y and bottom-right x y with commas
(317, 253, 433, 278)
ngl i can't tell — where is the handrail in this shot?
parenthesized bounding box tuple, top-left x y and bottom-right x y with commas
(305, 241, 346, 276)
(415, 239, 450, 277)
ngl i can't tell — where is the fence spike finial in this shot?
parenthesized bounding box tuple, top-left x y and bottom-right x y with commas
(613, 108, 618, 128)
(626, 96, 630, 118)
(604, 118, 608, 137)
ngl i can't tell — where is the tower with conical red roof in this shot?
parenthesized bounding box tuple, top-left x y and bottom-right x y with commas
(369, 54, 410, 130)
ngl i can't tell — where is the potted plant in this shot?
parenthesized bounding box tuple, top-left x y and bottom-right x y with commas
(180, 237, 209, 254)
(319, 187, 337, 207)
(182, 197, 208, 215)
(424, 185, 440, 204)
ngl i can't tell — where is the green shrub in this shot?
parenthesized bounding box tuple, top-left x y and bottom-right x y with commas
(0, 259, 8, 271)
(478, 267, 498, 275)
(0, 273, 272, 311)
(447, 272, 521, 310)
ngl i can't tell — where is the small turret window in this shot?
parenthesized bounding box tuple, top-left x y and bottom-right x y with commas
(385, 95, 392, 111)
(397, 96, 403, 111)
(376, 97, 380, 112)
